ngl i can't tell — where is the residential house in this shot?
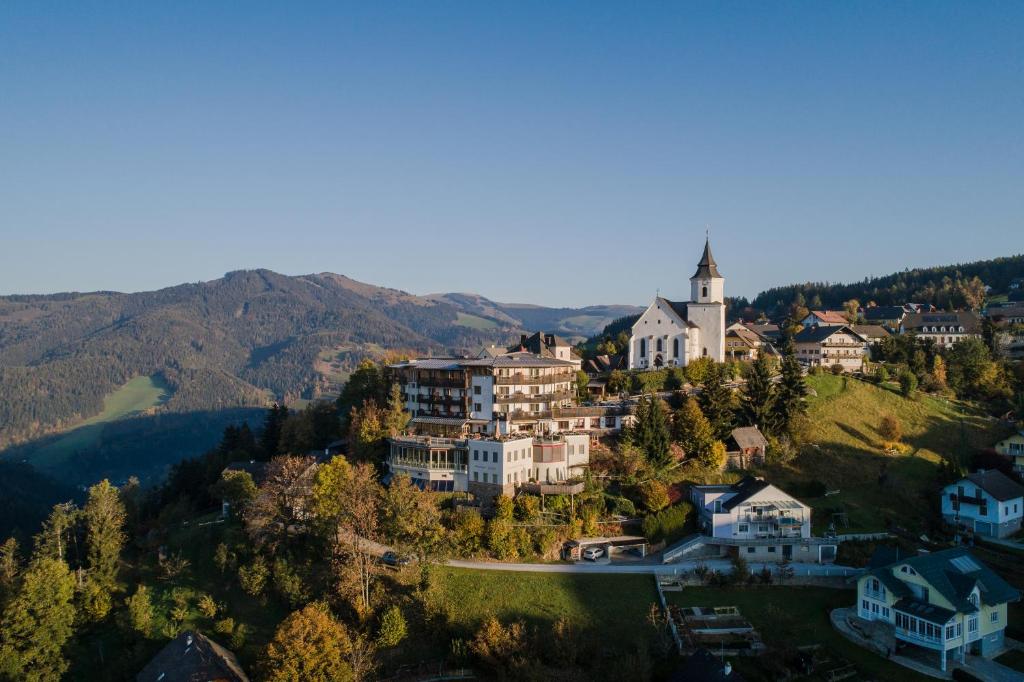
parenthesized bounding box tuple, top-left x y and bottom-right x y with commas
(137, 631, 249, 682)
(800, 310, 849, 328)
(996, 431, 1024, 474)
(628, 239, 726, 369)
(856, 547, 1020, 671)
(793, 325, 867, 372)
(900, 311, 982, 349)
(986, 303, 1024, 359)
(851, 324, 890, 359)
(511, 332, 583, 370)
(582, 353, 626, 376)
(725, 426, 768, 469)
(689, 477, 836, 563)
(1009, 277, 1024, 292)
(942, 470, 1024, 539)
(746, 322, 783, 344)
(861, 305, 908, 330)
(725, 323, 774, 361)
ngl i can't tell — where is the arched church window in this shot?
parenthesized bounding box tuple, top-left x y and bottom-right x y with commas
(656, 338, 663, 352)
(640, 339, 646, 357)
(673, 338, 679, 357)
(702, 286, 708, 298)
(703, 347, 708, 357)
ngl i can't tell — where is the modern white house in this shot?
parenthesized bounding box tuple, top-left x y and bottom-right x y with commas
(856, 546, 1020, 671)
(627, 239, 726, 369)
(689, 477, 837, 564)
(942, 470, 1024, 539)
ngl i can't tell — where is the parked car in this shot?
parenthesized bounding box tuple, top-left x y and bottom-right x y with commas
(582, 546, 604, 561)
(380, 551, 412, 567)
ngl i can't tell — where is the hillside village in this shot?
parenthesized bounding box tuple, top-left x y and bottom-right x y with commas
(1, 242, 1022, 682)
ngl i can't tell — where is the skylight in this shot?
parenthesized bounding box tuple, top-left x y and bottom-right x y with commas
(950, 556, 981, 574)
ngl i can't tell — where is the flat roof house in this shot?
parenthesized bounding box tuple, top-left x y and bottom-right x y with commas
(856, 547, 1020, 672)
(942, 470, 1024, 539)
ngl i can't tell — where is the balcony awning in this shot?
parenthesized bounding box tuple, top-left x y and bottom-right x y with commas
(894, 598, 956, 626)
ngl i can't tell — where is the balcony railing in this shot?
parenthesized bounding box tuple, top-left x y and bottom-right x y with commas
(495, 372, 575, 385)
(389, 457, 467, 472)
(894, 627, 943, 649)
(410, 377, 467, 389)
(505, 410, 553, 420)
(494, 391, 574, 404)
(864, 589, 886, 601)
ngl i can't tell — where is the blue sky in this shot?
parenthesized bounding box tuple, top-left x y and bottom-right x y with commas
(1, 2, 1021, 306)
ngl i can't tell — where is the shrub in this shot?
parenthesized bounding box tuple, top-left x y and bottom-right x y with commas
(215, 617, 236, 637)
(898, 369, 918, 397)
(238, 556, 270, 597)
(830, 363, 844, 375)
(879, 414, 902, 443)
(197, 593, 218, 618)
(637, 480, 670, 512)
(642, 502, 693, 544)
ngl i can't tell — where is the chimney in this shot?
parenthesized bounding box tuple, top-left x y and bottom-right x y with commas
(723, 661, 732, 676)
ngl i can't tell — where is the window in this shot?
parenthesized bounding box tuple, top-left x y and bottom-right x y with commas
(702, 286, 708, 298)
(474, 403, 482, 412)
(506, 452, 511, 463)
(882, 607, 889, 618)
(507, 474, 511, 484)
(673, 338, 679, 357)
(474, 385, 481, 395)
(747, 546, 755, 554)
(492, 452, 498, 463)
(947, 624, 955, 639)
(640, 339, 646, 357)
(968, 616, 978, 634)
(656, 338, 663, 352)
(991, 612, 1000, 623)
(737, 524, 749, 533)
(473, 450, 479, 461)
(768, 546, 776, 553)
(862, 599, 869, 614)
(473, 472, 479, 482)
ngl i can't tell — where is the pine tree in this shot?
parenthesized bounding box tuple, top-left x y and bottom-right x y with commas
(632, 395, 671, 469)
(741, 353, 777, 434)
(383, 383, 409, 437)
(0, 557, 76, 682)
(0, 537, 19, 602)
(261, 403, 289, 457)
(773, 337, 808, 435)
(673, 397, 715, 461)
(126, 585, 154, 637)
(33, 503, 79, 565)
(698, 364, 736, 441)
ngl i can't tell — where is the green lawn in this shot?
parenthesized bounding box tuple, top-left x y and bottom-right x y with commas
(28, 375, 173, 470)
(666, 587, 932, 682)
(453, 312, 498, 330)
(766, 375, 1007, 534)
(426, 566, 660, 647)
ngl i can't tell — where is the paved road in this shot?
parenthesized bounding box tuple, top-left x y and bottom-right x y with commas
(446, 557, 861, 577)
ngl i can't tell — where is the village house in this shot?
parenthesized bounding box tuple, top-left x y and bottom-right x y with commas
(941, 469, 1024, 539)
(986, 303, 1024, 359)
(136, 631, 249, 682)
(510, 332, 583, 370)
(899, 311, 982, 349)
(724, 323, 774, 361)
(855, 546, 1020, 671)
(793, 325, 867, 372)
(724, 426, 768, 469)
(800, 310, 849, 328)
(860, 305, 908, 330)
(689, 477, 837, 564)
(628, 239, 726, 369)
(995, 430, 1024, 474)
(745, 322, 783, 344)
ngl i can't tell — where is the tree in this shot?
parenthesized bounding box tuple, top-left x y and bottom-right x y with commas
(0, 538, 20, 602)
(33, 502, 78, 565)
(383, 383, 409, 437)
(349, 400, 388, 461)
(575, 370, 591, 402)
(637, 480, 670, 512)
(261, 602, 355, 682)
(0, 557, 76, 682)
(197, 593, 218, 618)
(672, 398, 715, 463)
(239, 556, 270, 597)
(331, 463, 385, 618)
(879, 414, 903, 444)
(82, 479, 127, 620)
(947, 337, 1001, 399)
(245, 455, 316, 550)
(703, 441, 727, 470)
(272, 558, 309, 609)
(470, 616, 530, 678)
(380, 475, 445, 562)
(842, 299, 860, 323)
(210, 469, 257, 515)
(898, 369, 918, 397)
(261, 403, 290, 456)
(628, 395, 672, 469)
(449, 507, 486, 556)
(773, 336, 808, 435)
(607, 370, 628, 395)
(741, 353, 776, 433)
(698, 364, 735, 441)
(376, 605, 407, 649)
(126, 585, 154, 636)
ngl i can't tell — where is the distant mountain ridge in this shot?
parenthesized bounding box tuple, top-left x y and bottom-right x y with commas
(0, 270, 641, 451)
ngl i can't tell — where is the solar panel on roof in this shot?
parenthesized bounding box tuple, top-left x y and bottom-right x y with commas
(950, 556, 981, 574)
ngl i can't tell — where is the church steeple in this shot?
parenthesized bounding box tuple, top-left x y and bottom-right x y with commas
(692, 238, 722, 279)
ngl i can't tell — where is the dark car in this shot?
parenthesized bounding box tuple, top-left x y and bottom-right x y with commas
(380, 551, 412, 567)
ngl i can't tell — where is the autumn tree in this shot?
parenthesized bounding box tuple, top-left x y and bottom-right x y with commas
(210, 469, 258, 516)
(245, 455, 316, 550)
(0, 557, 76, 682)
(261, 602, 355, 682)
(879, 414, 903, 444)
(380, 475, 445, 562)
(673, 397, 715, 463)
(126, 585, 154, 637)
(470, 616, 530, 678)
(329, 463, 385, 618)
(383, 383, 409, 437)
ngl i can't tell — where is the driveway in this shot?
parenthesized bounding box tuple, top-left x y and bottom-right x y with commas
(960, 655, 1024, 682)
(446, 557, 860, 576)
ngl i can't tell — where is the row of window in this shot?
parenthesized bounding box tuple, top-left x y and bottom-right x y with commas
(638, 338, 681, 358)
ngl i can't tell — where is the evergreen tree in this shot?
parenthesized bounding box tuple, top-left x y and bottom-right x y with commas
(33, 503, 79, 566)
(260, 403, 289, 457)
(741, 353, 777, 434)
(631, 395, 672, 469)
(126, 584, 154, 637)
(0, 537, 19, 603)
(0, 557, 76, 682)
(383, 383, 409, 437)
(698, 364, 735, 441)
(83, 480, 126, 596)
(773, 336, 808, 435)
(672, 398, 715, 461)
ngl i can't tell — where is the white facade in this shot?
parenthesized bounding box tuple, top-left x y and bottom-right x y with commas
(628, 239, 726, 370)
(691, 480, 812, 541)
(942, 475, 1024, 539)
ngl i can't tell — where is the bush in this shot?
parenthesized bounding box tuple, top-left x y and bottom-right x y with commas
(830, 363, 844, 375)
(899, 369, 918, 397)
(642, 502, 694, 543)
(637, 480, 670, 512)
(604, 494, 637, 517)
(879, 414, 902, 443)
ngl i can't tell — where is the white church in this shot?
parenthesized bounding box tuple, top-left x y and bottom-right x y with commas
(627, 239, 726, 370)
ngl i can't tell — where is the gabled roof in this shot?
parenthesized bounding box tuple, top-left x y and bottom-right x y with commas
(902, 311, 982, 333)
(653, 297, 700, 328)
(805, 310, 848, 325)
(726, 327, 762, 347)
(863, 306, 907, 321)
(746, 323, 782, 340)
(720, 476, 771, 511)
(691, 239, 722, 279)
(866, 547, 1020, 614)
(793, 324, 866, 344)
(851, 324, 891, 339)
(136, 631, 249, 682)
(729, 426, 768, 451)
(961, 469, 1024, 502)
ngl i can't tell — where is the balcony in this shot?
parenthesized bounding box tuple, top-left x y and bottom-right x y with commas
(495, 372, 575, 385)
(389, 456, 467, 472)
(412, 377, 466, 389)
(505, 410, 553, 421)
(519, 480, 585, 495)
(494, 391, 574, 404)
(894, 627, 943, 650)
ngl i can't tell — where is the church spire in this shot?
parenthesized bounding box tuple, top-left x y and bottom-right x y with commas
(691, 237, 722, 279)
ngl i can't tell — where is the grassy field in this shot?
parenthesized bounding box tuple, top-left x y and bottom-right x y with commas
(426, 566, 660, 648)
(666, 586, 932, 682)
(27, 375, 172, 471)
(453, 312, 498, 330)
(765, 375, 1008, 534)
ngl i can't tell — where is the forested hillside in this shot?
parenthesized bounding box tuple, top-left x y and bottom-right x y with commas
(750, 254, 1024, 316)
